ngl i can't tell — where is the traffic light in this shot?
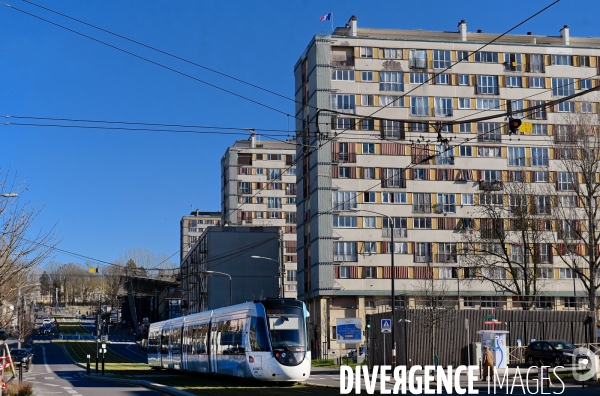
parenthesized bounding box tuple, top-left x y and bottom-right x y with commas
(508, 118, 522, 135)
(89, 268, 99, 273)
(365, 314, 371, 329)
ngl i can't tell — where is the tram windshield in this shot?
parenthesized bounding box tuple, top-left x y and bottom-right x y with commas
(262, 301, 307, 366)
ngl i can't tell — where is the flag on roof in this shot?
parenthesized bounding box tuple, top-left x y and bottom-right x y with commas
(319, 13, 332, 22)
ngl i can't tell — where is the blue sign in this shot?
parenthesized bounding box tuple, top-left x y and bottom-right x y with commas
(381, 319, 392, 333)
(336, 318, 363, 342)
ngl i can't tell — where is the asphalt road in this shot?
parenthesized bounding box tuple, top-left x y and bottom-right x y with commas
(22, 340, 164, 396)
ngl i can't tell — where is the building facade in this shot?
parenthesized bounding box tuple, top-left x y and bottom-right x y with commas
(221, 135, 298, 297)
(294, 16, 600, 353)
(180, 226, 280, 314)
(180, 210, 221, 262)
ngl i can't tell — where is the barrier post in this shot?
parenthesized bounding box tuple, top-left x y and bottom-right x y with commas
(18, 360, 23, 383)
(101, 350, 105, 376)
(86, 355, 90, 375)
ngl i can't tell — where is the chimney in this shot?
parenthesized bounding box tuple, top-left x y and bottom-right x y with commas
(247, 129, 256, 148)
(458, 20, 467, 41)
(560, 25, 570, 45)
(349, 15, 358, 37)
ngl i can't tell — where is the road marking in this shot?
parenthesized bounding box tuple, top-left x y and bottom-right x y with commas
(66, 390, 78, 394)
(62, 387, 72, 389)
(44, 376, 55, 380)
(46, 384, 59, 387)
(40, 345, 52, 374)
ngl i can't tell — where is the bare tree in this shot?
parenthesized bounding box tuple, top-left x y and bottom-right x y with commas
(461, 174, 553, 309)
(101, 264, 124, 307)
(118, 247, 176, 278)
(551, 107, 600, 335)
(411, 263, 458, 365)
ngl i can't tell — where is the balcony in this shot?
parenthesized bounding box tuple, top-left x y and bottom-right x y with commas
(479, 180, 504, 191)
(414, 255, 431, 263)
(412, 204, 432, 213)
(435, 156, 454, 165)
(382, 228, 408, 238)
(332, 152, 356, 164)
(436, 253, 458, 264)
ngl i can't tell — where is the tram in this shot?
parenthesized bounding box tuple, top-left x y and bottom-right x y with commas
(147, 298, 310, 382)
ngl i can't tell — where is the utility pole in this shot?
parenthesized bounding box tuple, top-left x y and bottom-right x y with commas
(279, 229, 285, 298)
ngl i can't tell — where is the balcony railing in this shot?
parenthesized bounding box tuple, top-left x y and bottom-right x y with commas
(382, 228, 408, 238)
(414, 255, 431, 263)
(435, 253, 458, 263)
(435, 156, 454, 165)
(332, 152, 356, 163)
(412, 204, 432, 213)
(479, 180, 504, 191)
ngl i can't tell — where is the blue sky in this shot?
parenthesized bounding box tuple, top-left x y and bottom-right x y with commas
(0, 0, 597, 269)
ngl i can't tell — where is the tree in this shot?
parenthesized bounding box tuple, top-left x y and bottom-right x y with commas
(39, 272, 52, 298)
(461, 173, 553, 309)
(551, 108, 600, 337)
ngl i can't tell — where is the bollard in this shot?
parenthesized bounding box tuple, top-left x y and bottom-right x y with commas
(479, 358, 482, 380)
(101, 351, 105, 376)
(95, 355, 98, 373)
(86, 355, 90, 375)
(18, 361, 23, 383)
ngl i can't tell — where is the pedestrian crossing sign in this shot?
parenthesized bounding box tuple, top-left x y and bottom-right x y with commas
(381, 319, 392, 333)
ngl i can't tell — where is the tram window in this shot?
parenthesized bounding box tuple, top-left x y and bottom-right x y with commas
(249, 317, 270, 352)
(217, 320, 231, 355)
(198, 324, 209, 354)
(148, 331, 158, 354)
(172, 327, 182, 354)
(161, 330, 169, 354)
(186, 326, 196, 354)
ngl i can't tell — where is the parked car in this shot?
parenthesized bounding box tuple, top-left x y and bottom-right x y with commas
(524, 340, 585, 367)
(80, 314, 86, 320)
(22, 343, 33, 357)
(42, 318, 51, 326)
(10, 349, 32, 370)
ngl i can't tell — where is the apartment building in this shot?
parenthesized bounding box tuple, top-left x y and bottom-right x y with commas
(221, 135, 298, 297)
(180, 210, 221, 262)
(294, 16, 600, 352)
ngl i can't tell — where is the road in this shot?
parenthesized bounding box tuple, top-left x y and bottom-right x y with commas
(21, 339, 164, 396)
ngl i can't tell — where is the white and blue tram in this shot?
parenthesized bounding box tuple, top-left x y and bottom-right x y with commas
(147, 299, 311, 382)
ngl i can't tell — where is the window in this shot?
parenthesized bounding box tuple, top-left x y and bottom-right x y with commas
(478, 147, 501, 157)
(360, 47, 373, 58)
(339, 167, 350, 178)
(530, 100, 547, 120)
(435, 144, 453, 165)
(332, 191, 358, 211)
(458, 98, 470, 109)
(333, 216, 357, 228)
(482, 170, 502, 182)
(510, 99, 524, 118)
(365, 267, 377, 278)
(383, 48, 400, 59)
(504, 53, 522, 71)
(238, 196, 252, 204)
(285, 212, 296, 224)
(464, 297, 475, 308)
(383, 168, 404, 187)
(267, 168, 282, 180)
(385, 242, 408, 254)
(361, 95, 374, 106)
(529, 77, 545, 88)
(268, 211, 279, 219)
(462, 193, 474, 205)
(552, 78, 575, 97)
(331, 94, 355, 113)
(459, 123, 472, 134)
(477, 122, 502, 142)
(411, 97, 429, 116)
(335, 117, 352, 130)
(413, 169, 426, 180)
(477, 75, 499, 95)
(413, 217, 432, 229)
(382, 120, 403, 140)
(434, 98, 452, 117)
(457, 51, 469, 61)
(476, 99, 500, 110)
(332, 70, 354, 81)
(458, 74, 470, 85)
(475, 52, 498, 63)
(340, 267, 350, 278)
(361, 71, 373, 82)
(414, 242, 431, 262)
(238, 182, 251, 194)
(532, 124, 548, 135)
(480, 296, 500, 308)
(379, 72, 403, 91)
(581, 102, 593, 113)
(559, 268, 576, 279)
(508, 147, 525, 166)
(285, 284, 297, 291)
(286, 270, 297, 282)
(382, 192, 406, 203)
(363, 242, 377, 254)
(528, 54, 544, 72)
(509, 195, 528, 215)
(409, 50, 427, 68)
(363, 192, 376, 203)
(433, 50, 451, 68)
(438, 268, 454, 279)
(361, 144, 375, 155)
(557, 102, 574, 112)
(256, 212, 263, 219)
(437, 194, 456, 213)
(559, 195, 578, 207)
(410, 122, 427, 132)
(534, 171, 549, 182)
(557, 172, 575, 191)
(435, 74, 449, 84)
(409, 72, 428, 84)
(531, 148, 549, 166)
(506, 76, 522, 87)
(361, 118, 375, 130)
(284, 168, 296, 176)
(266, 154, 281, 161)
(551, 55, 572, 65)
(413, 193, 431, 213)
(580, 56, 591, 67)
(581, 79, 591, 90)
(363, 168, 375, 179)
(380, 96, 403, 107)
(536, 268, 552, 279)
(363, 216, 376, 228)
(334, 242, 357, 262)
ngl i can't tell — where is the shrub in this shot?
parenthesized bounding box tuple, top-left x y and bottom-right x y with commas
(2, 381, 34, 396)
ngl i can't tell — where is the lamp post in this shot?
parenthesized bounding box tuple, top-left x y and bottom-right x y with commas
(347, 208, 397, 367)
(398, 318, 411, 368)
(568, 250, 578, 311)
(251, 255, 284, 298)
(203, 271, 232, 306)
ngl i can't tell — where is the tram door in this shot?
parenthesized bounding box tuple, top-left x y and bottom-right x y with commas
(209, 321, 218, 373)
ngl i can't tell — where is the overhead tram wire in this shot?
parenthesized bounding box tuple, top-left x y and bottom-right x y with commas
(4, 3, 303, 122)
(220, 0, 561, 224)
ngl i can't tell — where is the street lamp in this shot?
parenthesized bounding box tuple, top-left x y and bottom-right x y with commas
(251, 255, 284, 298)
(398, 318, 411, 369)
(203, 271, 232, 306)
(347, 208, 398, 367)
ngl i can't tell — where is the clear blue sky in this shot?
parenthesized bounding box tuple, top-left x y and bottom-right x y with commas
(0, 0, 596, 269)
